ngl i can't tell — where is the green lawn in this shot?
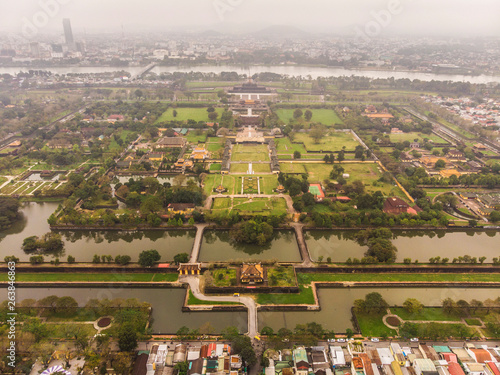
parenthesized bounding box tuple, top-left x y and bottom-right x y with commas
(279, 163, 308, 174)
(356, 312, 397, 337)
(465, 318, 482, 326)
(293, 132, 360, 152)
(256, 285, 315, 305)
(155, 107, 224, 123)
(203, 175, 238, 195)
(302, 162, 407, 198)
(391, 307, 461, 322)
(211, 197, 288, 215)
(186, 132, 208, 144)
(231, 144, 269, 162)
(297, 273, 500, 284)
(230, 163, 270, 173)
(209, 163, 222, 171)
(212, 269, 237, 287)
(275, 108, 344, 125)
(267, 266, 296, 287)
(0, 273, 178, 282)
(390, 132, 449, 144)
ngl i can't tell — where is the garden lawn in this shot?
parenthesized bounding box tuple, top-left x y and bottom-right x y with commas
(297, 273, 500, 284)
(391, 307, 461, 322)
(355, 312, 397, 337)
(203, 175, 238, 195)
(231, 144, 269, 162)
(293, 132, 360, 152)
(155, 107, 224, 123)
(0, 273, 178, 282)
(303, 162, 407, 198)
(256, 285, 315, 305)
(390, 132, 449, 144)
(212, 268, 237, 287)
(267, 266, 296, 287)
(280, 163, 308, 174)
(275, 108, 344, 125)
(230, 163, 270, 173)
(209, 163, 222, 171)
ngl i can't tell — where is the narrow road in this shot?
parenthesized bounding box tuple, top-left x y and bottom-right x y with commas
(290, 222, 313, 267)
(190, 224, 209, 263)
(180, 275, 258, 338)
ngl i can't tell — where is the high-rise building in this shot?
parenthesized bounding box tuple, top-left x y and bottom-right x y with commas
(62, 18, 74, 46)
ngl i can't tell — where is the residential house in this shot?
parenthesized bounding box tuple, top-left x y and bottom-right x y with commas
(293, 348, 310, 375)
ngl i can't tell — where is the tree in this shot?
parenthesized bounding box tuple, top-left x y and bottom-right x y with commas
(55, 296, 78, 316)
(173, 253, 190, 265)
(230, 221, 273, 245)
(302, 192, 316, 207)
(118, 323, 138, 352)
(67, 255, 75, 263)
(489, 211, 500, 223)
(293, 109, 303, 119)
(310, 125, 327, 144)
(304, 110, 313, 121)
(442, 298, 456, 314)
(364, 292, 388, 313)
(434, 159, 446, 169)
(173, 109, 178, 118)
(403, 298, 423, 314)
(208, 111, 219, 121)
(365, 238, 397, 263)
(293, 150, 301, 159)
(138, 249, 161, 267)
(115, 255, 131, 265)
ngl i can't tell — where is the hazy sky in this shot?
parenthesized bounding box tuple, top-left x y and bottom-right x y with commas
(1, 0, 499, 37)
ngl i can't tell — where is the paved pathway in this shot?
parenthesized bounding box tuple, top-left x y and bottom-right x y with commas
(290, 222, 313, 267)
(190, 224, 209, 263)
(180, 275, 258, 338)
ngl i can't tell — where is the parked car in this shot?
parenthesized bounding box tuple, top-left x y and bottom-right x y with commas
(337, 339, 346, 343)
(327, 339, 335, 343)
(410, 338, 419, 342)
(371, 338, 380, 342)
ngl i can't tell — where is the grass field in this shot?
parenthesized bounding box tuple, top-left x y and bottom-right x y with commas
(231, 144, 269, 162)
(356, 312, 397, 337)
(211, 197, 288, 215)
(300, 162, 407, 198)
(186, 131, 208, 144)
(230, 163, 271, 173)
(0, 273, 178, 282)
(390, 132, 449, 144)
(279, 163, 308, 174)
(256, 285, 314, 305)
(296, 273, 500, 284)
(275, 108, 344, 125)
(209, 163, 222, 171)
(391, 307, 461, 322)
(155, 107, 224, 123)
(293, 132, 360, 152)
(203, 174, 278, 195)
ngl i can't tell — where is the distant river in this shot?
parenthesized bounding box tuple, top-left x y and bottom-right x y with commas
(1, 64, 500, 84)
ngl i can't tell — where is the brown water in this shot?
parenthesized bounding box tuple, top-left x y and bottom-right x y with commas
(199, 230, 302, 262)
(259, 287, 500, 333)
(0, 202, 195, 262)
(11, 287, 247, 334)
(305, 230, 500, 263)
